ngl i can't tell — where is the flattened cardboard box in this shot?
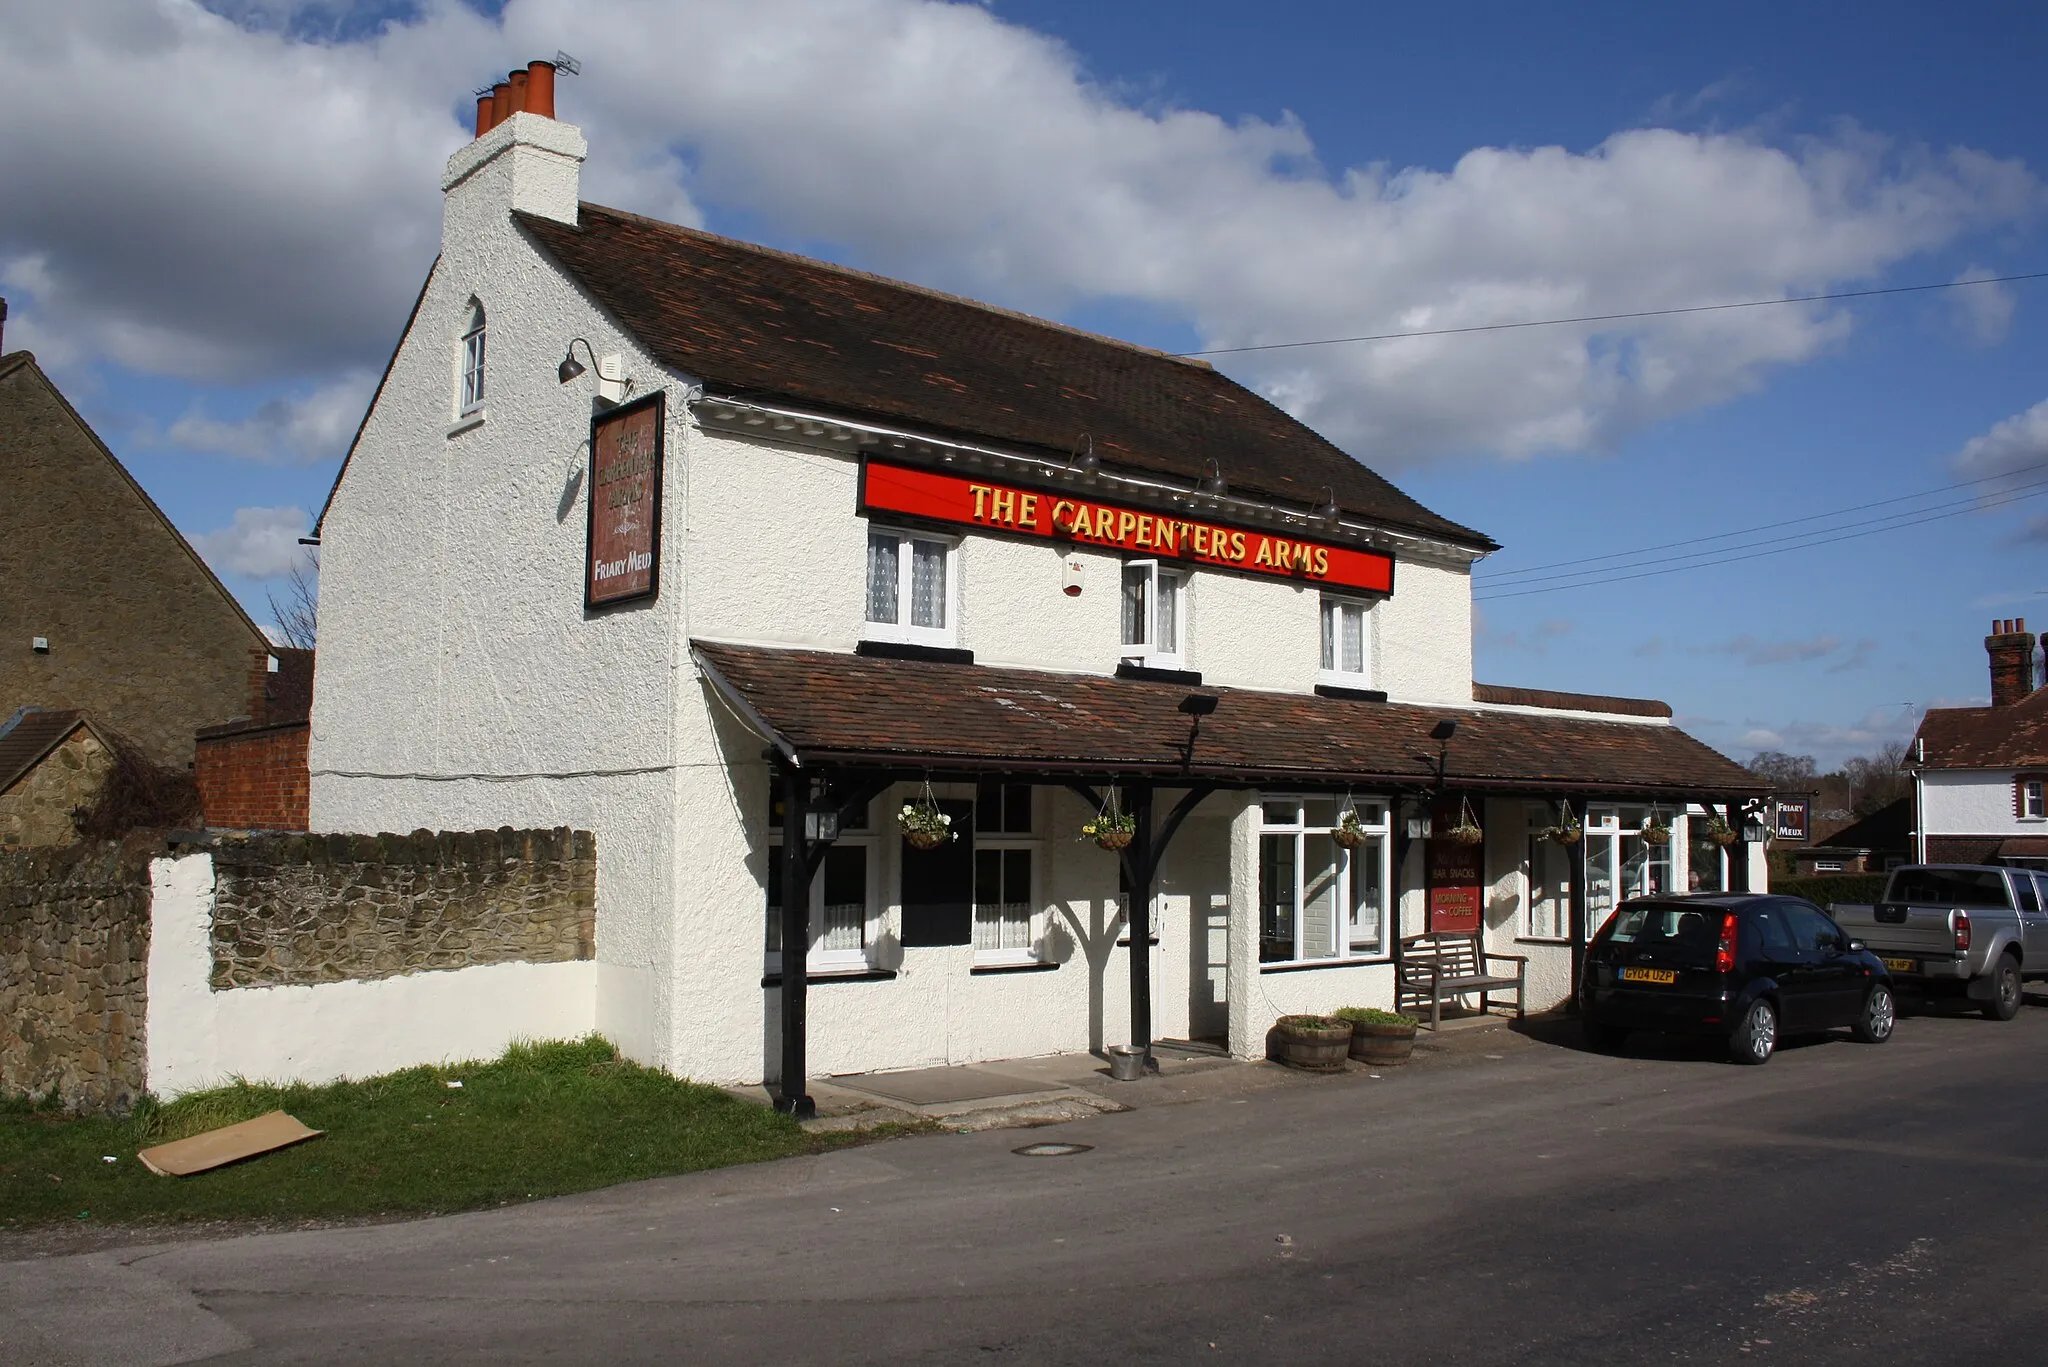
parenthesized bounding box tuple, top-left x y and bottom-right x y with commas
(138, 1111, 322, 1177)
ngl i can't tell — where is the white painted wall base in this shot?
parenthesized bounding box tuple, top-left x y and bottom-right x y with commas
(145, 854, 598, 1098)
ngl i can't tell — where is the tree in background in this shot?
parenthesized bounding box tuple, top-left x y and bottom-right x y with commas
(267, 550, 317, 650)
(1745, 751, 1818, 787)
(1842, 740, 1911, 817)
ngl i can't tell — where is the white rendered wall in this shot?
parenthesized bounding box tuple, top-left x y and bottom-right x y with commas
(310, 115, 685, 1070)
(145, 854, 597, 1098)
(1921, 770, 2041, 836)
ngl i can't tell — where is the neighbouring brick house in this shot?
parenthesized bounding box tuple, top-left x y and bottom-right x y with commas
(0, 338, 274, 769)
(194, 647, 314, 830)
(0, 708, 116, 848)
(1911, 618, 2048, 867)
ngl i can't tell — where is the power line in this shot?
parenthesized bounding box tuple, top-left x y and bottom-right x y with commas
(1181, 270, 2048, 358)
(1482, 461, 2048, 586)
(1474, 482, 2048, 601)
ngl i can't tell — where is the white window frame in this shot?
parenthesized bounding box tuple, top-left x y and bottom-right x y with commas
(2022, 778, 2046, 820)
(864, 526, 958, 648)
(766, 797, 878, 977)
(1256, 796, 1393, 967)
(1120, 559, 1185, 669)
(458, 299, 487, 416)
(1318, 594, 1375, 688)
(1582, 805, 1685, 942)
(973, 784, 1044, 966)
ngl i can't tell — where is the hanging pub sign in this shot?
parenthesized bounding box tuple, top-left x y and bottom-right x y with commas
(859, 458, 1394, 595)
(1426, 798, 1484, 933)
(1773, 798, 1810, 842)
(586, 391, 665, 609)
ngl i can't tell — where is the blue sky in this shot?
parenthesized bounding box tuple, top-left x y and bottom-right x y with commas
(4, 0, 2045, 767)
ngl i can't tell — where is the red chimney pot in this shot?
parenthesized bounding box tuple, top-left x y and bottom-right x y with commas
(525, 60, 557, 119)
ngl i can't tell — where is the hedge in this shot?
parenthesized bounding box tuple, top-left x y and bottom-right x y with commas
(1774, 873, 1890, 908)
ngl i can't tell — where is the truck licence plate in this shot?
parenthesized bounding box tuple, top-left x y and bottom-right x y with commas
(1882, 957, 1917, 974)
(1620, 967, 1677, 985)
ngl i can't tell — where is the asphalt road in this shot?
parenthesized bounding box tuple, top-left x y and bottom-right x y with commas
(8, 1002, 2048, 1366)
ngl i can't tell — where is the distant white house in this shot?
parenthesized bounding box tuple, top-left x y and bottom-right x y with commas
(1912, 618, 2048, 868)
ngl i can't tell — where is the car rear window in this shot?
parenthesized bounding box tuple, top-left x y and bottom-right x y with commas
(1885, 868, 2013, 908)
(1603, 902, 1719, 952)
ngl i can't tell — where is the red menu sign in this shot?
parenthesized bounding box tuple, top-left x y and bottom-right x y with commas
(1426, 800, 1484, 933)
(586, 392, 665, 608)
(860, 459, 1395, 595)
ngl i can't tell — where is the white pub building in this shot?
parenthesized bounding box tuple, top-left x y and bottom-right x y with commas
(311, 69, 1769, 1111)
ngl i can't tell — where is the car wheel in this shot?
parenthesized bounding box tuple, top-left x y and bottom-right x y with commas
(1983, 954, 2022, 1021)
(1852, 983, 1896, 1044)
(1584, 1021, 1628, 1052)
(1730, 998, 1776, 1065)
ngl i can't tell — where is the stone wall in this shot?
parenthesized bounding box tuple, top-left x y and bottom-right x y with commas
(0, 840, 152, 1111)
(208, 827, 596, 989)
(195, 721, 309, 831)
(0, 726, 110, 848)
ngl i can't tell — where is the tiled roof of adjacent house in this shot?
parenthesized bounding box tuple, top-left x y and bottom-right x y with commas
(691, 643, 1763, 795)
(0, 707, 92, 795)
(516, 206, 1495, 551)
(1913, 689, 2048, 769)
(1804, 797, 1912, 854)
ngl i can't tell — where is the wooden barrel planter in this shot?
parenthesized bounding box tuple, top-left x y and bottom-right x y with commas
(1271, 1015, 1352, 1072)
(1349, 1019, 1418, 1066)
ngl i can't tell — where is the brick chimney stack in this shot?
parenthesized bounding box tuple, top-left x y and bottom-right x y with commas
(1987, 618, 2037, 706)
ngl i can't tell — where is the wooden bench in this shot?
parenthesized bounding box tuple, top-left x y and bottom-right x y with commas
(1396, 933, 1527, 1030)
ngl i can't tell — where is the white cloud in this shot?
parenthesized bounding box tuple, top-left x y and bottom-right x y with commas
(165, 369, 375, 463)
(0, 0, 2040, 465)
(191, 504, 314, 578)
(1480, 616, 1574, 656)
(1948, 264, 2016, 344)
(1693, 633, 1849, 666)
(1952, 397, 2048, 486)
(1733, 705, 1923, 769)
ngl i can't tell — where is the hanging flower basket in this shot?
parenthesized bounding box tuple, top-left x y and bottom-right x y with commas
(1439, 795, 1483, 846)
(1332, 809, 1372, 849)
(1545, 801, 1583, 845)
(1701, 815, 1739, 847)
(1640, 817, 1673, 847)
(1082, 787, 1137, 850)
(899, 784, 954, 850)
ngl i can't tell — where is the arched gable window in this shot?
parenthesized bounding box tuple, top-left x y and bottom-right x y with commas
(459, 300, 487, 414)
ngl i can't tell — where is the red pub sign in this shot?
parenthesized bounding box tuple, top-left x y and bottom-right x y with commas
(586, 392, 665, 609)
(860, 459, 1394, 595)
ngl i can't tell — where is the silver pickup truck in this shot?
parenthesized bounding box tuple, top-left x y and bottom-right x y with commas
(1830, 864, 2048, 1020)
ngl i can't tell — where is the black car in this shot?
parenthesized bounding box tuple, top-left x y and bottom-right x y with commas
(1579, 893, 1895, 1064)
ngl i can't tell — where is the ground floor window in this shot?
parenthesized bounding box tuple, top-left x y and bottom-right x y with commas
(1584, 805, 1679, 941)
(1259, 797, 1390, 964)
(766, 842, 872, 973)
(766, 791, 874, 974)
(1523, 803, 1572, 940)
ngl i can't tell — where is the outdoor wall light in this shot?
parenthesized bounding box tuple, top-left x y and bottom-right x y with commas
(1315, 486, 1340, 522)
(1200, 458, 1228, 495)
(1430, 719, 1458, 743)
(1178, 693, 1219, 717)
(558, 338, 632, 404)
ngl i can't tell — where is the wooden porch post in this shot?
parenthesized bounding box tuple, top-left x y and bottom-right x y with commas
(1125, 783, 1155, 1059)
(1567, 795, 1590, 1013)
(775, 763, 814, 1118)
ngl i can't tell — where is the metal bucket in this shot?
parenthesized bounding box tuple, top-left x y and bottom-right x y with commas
(1107, 1045, 1148, 1081)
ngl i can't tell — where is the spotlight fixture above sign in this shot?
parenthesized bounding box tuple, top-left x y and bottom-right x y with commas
(558, 338, 631, 405)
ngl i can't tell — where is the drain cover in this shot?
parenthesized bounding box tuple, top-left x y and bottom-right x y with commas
(1013, 1142, 1093, 1157)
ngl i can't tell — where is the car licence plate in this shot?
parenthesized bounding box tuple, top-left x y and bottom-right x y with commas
(1620, 967, 1677, 985)
(1882, 957, 1917, 974)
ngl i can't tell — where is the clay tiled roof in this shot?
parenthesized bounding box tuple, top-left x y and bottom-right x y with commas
(1804, 797, 1912, 854)
(517, 206, 1493, 551)
(1913, 689, 2048, 769)
(0, 708, 92, 794)
(691, 643, 1764, 796)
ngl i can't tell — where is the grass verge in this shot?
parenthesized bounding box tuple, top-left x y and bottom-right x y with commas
(2, 1037, 916, 1229)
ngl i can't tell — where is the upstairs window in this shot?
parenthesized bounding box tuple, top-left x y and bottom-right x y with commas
(865, 528, 956, 646)
(1320, 595, 1373, 685)
(1121, 560, 1184, 668)
(459, 300, 487, 414)
(2018, 776, 2046, 820)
